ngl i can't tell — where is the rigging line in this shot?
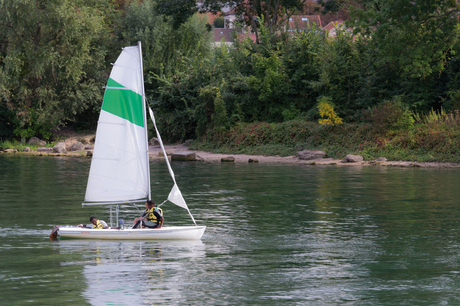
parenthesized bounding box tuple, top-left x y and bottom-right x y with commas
(134, 204, 143, 215)
(158, 200, 168, 207)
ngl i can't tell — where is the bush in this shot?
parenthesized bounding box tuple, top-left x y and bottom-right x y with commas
(362, 96, 414, 132)
(317, 96, 343, 126)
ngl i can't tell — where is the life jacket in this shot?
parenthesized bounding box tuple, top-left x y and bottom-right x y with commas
(92, 220, 105, 229)
(145, 207, 163, 224)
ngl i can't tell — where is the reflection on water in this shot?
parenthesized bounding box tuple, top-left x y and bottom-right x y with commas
(56, 240, 205, 305)
(2, 155, 460, 305)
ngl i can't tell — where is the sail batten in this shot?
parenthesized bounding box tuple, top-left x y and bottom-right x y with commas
(103, 87, 135, 91)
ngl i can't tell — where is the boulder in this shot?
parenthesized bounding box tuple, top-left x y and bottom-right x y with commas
(297, 150, 326, 160)
(5, 149, 17, 153)
(84, 145, 94, 150)
(37, 147, 53, 152)
(248, 158, 259, 163)
(28, 137, 46, 146)
(158, 151, 173, 157)
(149, 137, 160, 146)
(221, 156, 235, 162)
(344, 154, 363, 163)
(376, 157, 387, 162)
(69, 142, 84, 151)
(86, 151, 93, 157)
(23, 147, 31, 152)
(53, 142, 67, 153)
(171, 151, 196, 161)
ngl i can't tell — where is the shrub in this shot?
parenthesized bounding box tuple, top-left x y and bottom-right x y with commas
(363, 96, 414, 132)
(317, 96, 343, 126)
(414, 107, 460, 127)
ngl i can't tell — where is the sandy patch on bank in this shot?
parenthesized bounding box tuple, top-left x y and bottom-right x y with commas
(152, 145, 460, 168)
(4, 133, 460, 168)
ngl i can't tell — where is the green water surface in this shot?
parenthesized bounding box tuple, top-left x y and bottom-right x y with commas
(1, 155, 460, 305)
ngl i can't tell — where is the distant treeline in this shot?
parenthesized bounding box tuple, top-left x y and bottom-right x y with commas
(1, 0, 460, 143)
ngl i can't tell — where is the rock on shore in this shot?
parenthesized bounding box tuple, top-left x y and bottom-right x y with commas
(2, 135, 460, 168)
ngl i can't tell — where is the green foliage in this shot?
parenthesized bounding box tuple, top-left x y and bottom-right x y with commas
(283, 30, 324, 113)
(211, 88, 228, 132)
(350, 0, 459, 79)
(0, 0, 114, 139)
(3, 0, 460, 155)
(414, 108, 460, 128)
(317, 96, 343, 126)
(246, 50, 290, 121)
(156, 0, 197, 30)
(197, 86, 228, 135)
(0, 140, 21, 150)
(200, 0, 309, 39)
(313, 29, 369, 120)
(347, 0, 460, 112)
(192, 118, 460, 163)
(121, 0, 213, 80)
(362, 96, 415, 132)
(213, 16, 225, 28)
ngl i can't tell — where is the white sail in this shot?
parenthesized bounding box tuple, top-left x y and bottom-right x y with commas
(148, 108, 197, 225)
(84, 44, 149, 204)
(82, 41, 198, 225)
(54, 42, 206, 240)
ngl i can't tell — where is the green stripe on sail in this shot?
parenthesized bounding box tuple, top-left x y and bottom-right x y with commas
(101, 78, 144, 127)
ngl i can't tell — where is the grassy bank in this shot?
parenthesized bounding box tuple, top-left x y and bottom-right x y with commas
(3, 113, 460, 164)
(190, 119, 460, 163)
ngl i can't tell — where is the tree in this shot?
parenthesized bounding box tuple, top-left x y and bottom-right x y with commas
(213, 16, 225, 28)
(0, 0, 114, 138)
(346, 0, 460, 111)
(120, 0, 214, 141)
(121, 0, 213, 80)
(200, 0, 309, 43)
(156, 0, 198, 30)
(349, 0, 460, 79)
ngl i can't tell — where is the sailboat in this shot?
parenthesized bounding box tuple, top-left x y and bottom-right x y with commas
(53, 42, 206, 240)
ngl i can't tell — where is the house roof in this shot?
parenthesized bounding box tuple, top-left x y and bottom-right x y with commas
(238, 33, 257, 43)
(212, 29, 257, 44)
(288, 15, 322, 29)
(213, 28, 234, 42)
(323, 20, 344, 32)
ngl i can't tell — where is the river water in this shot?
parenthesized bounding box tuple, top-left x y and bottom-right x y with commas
(1, 154, 460, 305)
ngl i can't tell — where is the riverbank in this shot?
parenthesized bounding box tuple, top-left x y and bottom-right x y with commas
(3, 140, 460, 168)
(152, 144, 460, 168)
(3, 118, 460, 168)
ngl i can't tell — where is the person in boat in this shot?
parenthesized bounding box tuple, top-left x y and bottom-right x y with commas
(77, 216, 109, 229)
(132, 200, 164, 229)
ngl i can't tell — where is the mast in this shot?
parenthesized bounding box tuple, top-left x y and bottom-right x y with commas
(138, 41, 151, 201)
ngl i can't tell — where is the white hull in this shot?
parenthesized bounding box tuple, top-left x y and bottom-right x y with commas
(57, 226, 206, 240)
